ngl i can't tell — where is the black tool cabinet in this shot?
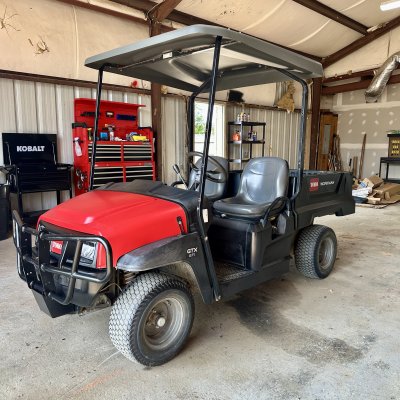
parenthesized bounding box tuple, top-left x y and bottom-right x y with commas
(1, 133, 72, 225)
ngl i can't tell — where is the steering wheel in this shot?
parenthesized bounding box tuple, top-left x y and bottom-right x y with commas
(188, 151, 227, 184)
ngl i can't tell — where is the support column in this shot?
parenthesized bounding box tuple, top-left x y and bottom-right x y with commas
(310, 77, 322, 169)
(149, 21, 163, 180)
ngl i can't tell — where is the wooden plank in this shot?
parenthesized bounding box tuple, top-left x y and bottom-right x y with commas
(292, 0, 368, 35)
(323, 16, 400, 67)
(359, 134, 367, 179)
(353, 156, 358, 177)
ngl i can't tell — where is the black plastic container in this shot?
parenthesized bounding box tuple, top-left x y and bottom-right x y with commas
(0, 184, 10, 240)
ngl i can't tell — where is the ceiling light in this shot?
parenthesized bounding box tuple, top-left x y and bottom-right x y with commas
(380, 0, 400, 11)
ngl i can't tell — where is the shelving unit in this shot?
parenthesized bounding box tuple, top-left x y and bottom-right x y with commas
(227, 121, 266, 169)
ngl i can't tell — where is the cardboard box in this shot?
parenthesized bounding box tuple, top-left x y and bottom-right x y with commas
(366, 195, 381, 205)
(361, 175, 384, 189)
(381, 194, 400, 204)
(366, 182, 400, 205)
(373, 183, 400, 199)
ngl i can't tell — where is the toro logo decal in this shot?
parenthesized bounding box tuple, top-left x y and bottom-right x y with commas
(50, 240, 63, 254)
(310, 178, 319, 192)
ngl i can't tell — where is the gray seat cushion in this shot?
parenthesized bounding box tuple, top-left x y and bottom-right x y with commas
(214, 195, 271, 217)
(213, 157, 288, 220)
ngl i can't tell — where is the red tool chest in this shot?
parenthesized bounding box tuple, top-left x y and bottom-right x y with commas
(72, 98, 155, 196)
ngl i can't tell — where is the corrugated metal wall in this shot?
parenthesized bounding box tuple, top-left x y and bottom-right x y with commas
(161, 96, 188, 185)
(0, 78, 151, 211)
(160, 99, 302, 184)
(227, 105, 301, 168)
(0, 77, 302, 212)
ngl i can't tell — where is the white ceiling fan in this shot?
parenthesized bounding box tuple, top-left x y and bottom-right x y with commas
(380, 0, 400, 11)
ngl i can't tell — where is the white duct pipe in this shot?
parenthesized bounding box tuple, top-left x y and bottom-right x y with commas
(365, 51, 400, 103)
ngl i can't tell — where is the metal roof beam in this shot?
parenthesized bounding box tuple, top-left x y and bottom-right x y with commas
(147, 0, 183, 23)
(323, 69, 376, 83)
(292, 0, 368, 35)
(56, 0, 174, 32)
(110, 0, 216, 26)
(322, 73, 400, 95)
(323, 15, 400, 67)
(58, 0, 321, 63)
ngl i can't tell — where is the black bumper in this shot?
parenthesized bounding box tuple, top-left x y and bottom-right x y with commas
(12, 211, 112, 317)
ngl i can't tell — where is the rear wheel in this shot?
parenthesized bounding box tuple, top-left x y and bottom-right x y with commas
(109, 272, 194, 366)
(295, 225, 337, 279)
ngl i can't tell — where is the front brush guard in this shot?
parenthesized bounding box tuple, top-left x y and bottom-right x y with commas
(12, 211, 112, 306)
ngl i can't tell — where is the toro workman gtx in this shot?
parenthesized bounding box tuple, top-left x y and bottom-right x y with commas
(12, 25, 354, 366)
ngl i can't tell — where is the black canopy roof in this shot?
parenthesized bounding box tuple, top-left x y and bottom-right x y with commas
(85, 25, 323, 92)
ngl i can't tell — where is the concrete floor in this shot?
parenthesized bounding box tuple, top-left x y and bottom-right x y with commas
(1, 205, 399, 400)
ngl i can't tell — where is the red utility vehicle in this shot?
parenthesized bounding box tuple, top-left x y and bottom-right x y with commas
(13, 25, 354, 366)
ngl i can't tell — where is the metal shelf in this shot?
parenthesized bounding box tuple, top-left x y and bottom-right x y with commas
(228, 140, 265, 144)
(379, 157, 400, 183)
(228, 121, 266, 168)
(228, 121, 267, 127)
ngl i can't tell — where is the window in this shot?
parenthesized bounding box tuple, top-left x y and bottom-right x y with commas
(194, 101, 225, 157)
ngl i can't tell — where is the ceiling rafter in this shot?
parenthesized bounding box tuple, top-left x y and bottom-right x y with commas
(56, 0, 174, 32)
(58, 0, 321, 62)
(322, 65, 400, 95)
(292, 0, 368, 35)
(147, 0, 183, 23)
(110, 0, 216, 26)
(322, 73, 400, 95)
(323, 15, 400, 68)
(323, 68, 376, 83)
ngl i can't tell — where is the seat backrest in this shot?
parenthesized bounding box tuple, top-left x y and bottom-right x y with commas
(188, 156, 228, 201)
(238, 157, 288, 204)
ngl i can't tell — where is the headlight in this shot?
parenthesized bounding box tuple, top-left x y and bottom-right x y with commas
(51, 240, 97, 266)
(81, 242, 96, 262)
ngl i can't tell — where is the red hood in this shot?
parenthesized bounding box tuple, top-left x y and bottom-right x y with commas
(39, 190, 187, 265)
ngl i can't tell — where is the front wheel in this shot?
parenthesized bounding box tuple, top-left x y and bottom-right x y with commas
(295, 225, 337, 279)
(109, 272, 194, 366)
